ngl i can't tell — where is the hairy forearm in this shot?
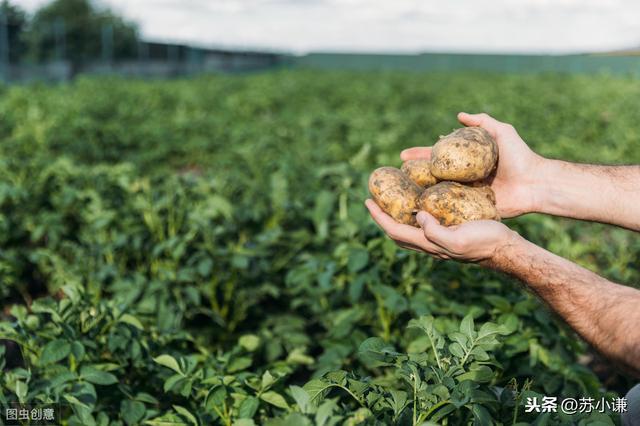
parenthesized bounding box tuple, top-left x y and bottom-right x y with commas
(530, 160, 640, 231)
(490, 233, 640, 377)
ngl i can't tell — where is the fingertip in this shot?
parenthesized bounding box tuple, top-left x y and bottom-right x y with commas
(416, 211, 438, 228)
(416, 211, 429, 227)
(458, 111, 477, 126)
(400, 147, 432, 161)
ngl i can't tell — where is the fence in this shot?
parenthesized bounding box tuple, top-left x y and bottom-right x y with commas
(293, 52, 640, 75)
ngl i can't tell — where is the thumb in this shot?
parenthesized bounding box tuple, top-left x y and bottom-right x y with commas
(457, 112, 499, 127)
(416, 211, 453, 246)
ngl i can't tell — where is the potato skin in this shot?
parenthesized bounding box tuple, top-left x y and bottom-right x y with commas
(430, 127, 498, 182)
(369, 167, 422, 225)
(467, 181, 497, 204)
(418, 181, 500, 226)
(401, 160, 438, 188)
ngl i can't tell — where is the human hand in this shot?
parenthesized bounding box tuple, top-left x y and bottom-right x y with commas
(401, 112, 543, 218)
(365, 199, 519, 265)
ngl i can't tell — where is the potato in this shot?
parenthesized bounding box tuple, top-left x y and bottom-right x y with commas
(467, 180, 497, 204)
(401, 159, 438, 188)
(369, 167, 422, 225)
(418, 181, 500, 226)
(430, 127, 498, 182)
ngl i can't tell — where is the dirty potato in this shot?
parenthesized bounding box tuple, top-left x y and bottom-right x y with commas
(418, 181, 500, 226)
(401, 159, 438, 188)
(430, 127, 498, 182)
(467, 180, 497, 204)
(369, 167, 422, 225)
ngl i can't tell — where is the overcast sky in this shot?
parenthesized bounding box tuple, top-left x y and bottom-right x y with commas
(17, 0, 640, 54)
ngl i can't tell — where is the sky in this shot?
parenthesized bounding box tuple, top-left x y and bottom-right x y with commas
(16, 0, 640, 54)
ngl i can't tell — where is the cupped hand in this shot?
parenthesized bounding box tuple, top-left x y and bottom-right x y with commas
(365, 199, 518, 265)
(401, 112, 544, 218)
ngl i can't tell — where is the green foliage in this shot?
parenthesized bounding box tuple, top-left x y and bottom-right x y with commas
(0, 70, 636, 424)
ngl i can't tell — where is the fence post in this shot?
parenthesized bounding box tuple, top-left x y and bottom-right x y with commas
(54, 17, 65, 61)
(138, 39, 148, 61)
(168, 44, 178, 62)
(102, 23, 113, 65)
(0, 9, 9, 82)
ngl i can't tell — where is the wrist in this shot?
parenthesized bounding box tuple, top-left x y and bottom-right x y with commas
(483, 229, 526, 271)
(526, 155, 555, 214)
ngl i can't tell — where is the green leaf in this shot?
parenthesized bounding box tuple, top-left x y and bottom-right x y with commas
(71, 341, 86, 360)
(121, 400, 146, 426)
(303, 380, 332, 403)
(289, 385, 310, 413)
(286, 348, 314, 365)
(348, 247, 369, 273)
(239, 334, 261, 352)
(119, 314, 145, 330)
(81, 365, 119, 385)
(407, 336, 429, 353)
(325, 370, 347, 385)
(260, 391, 290, 409)
(153, 354, 183, 375)
(238, 396, 260, 419)
(173, 405, 198, 426)
(459, 315, 475, 338)
(449, 342, 465, 359)
(206, 385, 227, 408)
(40, 339, 71, 365)
(228, 356, 252, 373)
(456, 365, 494, 383)
(15, 380, 27, 402)
(471, 404, 492, 424)
(262, 370, 276, 390)
(145, 413, 187, 426)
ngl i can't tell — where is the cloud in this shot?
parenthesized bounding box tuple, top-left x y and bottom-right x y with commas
(17, 0, 640, 53)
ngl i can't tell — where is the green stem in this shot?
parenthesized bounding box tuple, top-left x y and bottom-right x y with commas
(310, 383, 365, 407)
(336, 384, 365, 407)
(459, 339, 475, 367)
(412, 374, 418, 426)
(428, 334, 443, 371)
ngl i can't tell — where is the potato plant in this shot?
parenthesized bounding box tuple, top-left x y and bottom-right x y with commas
(0, 70, 638, 424)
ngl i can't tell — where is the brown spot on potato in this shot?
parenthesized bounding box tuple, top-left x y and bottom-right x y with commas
(369, 167, 422, 226)
(430, 127, 498, 182)
(418, 181, 500, 226)
(401, 160, 438, 188)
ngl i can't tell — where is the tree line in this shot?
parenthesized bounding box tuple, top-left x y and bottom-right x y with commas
(1, 0, 137, 67)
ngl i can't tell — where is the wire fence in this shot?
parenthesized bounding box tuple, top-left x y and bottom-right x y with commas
(295, 53, 640, 75)
(2, 14, 640, 83)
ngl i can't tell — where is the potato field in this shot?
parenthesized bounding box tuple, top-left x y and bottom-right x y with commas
(0, 70, 639, 425)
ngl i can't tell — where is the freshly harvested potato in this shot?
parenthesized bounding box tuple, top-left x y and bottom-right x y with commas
(418, 181, 500, 226)
(430, 127, 498, 182)
(369, 167, 422, 225)
(401, 159, 438, 188)
(467, 180, 497, 204)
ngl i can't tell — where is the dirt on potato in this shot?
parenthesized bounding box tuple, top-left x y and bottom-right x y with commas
(430, 127, 498, 182)
(369, 167, 422, 225)
(418, 181, 500, 226)
(401, 159, 438, 188)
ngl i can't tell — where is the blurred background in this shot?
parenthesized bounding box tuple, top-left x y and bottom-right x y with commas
(1, 1, 639, 424)
(3, 0, 640, 82)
